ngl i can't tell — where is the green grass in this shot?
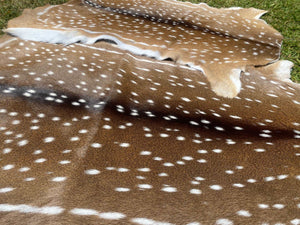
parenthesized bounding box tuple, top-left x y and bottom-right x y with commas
(0, 0, 299, 82)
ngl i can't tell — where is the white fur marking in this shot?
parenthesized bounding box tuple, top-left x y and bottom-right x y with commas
(0, 204, 64, 215)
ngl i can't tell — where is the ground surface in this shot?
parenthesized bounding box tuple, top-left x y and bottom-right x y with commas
(0, 0, 299, 81)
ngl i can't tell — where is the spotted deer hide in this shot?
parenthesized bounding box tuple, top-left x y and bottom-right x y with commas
(0, 0, 299, 224)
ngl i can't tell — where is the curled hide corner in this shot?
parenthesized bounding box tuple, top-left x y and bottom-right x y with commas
(4, 0, 296, 98)
(204, 67, 243, 98)
(212, 59, 295, 98)
(247, 60, 295, 82)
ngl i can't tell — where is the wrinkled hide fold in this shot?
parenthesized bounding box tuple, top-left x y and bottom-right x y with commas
(83, 0, 282, 46)
(5, 0, 284, 97)
(0, 36, 299, 131)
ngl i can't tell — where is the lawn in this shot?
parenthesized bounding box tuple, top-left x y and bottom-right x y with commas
(0, 0, 299, 82)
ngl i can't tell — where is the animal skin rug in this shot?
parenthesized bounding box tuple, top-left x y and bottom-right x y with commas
(0, 0, 299, 224)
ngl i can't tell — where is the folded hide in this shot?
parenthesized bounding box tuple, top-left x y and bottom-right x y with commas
(0, 0, 299, 224)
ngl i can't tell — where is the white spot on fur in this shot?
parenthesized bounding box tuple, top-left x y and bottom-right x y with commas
(131, 218, 174, 225)
(216, 219, 233, 225)
(0, 204, 64, 215)
(0, 187, 15, 193)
